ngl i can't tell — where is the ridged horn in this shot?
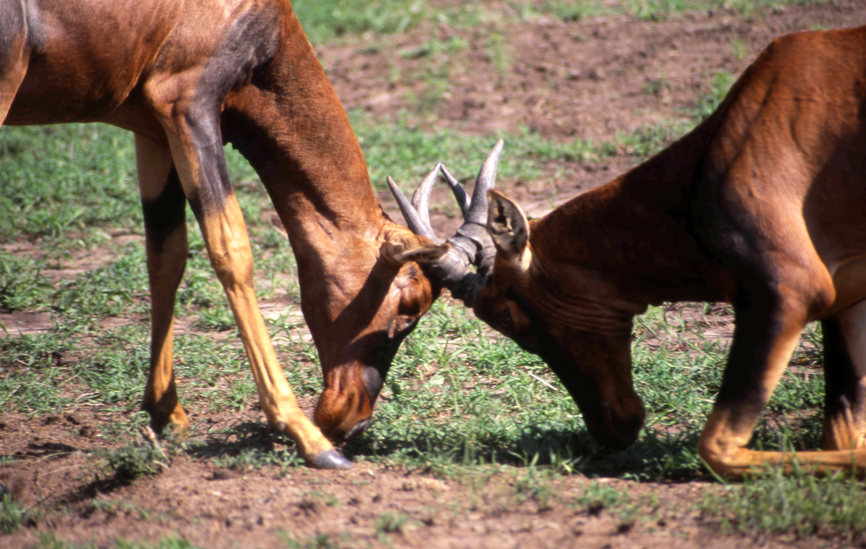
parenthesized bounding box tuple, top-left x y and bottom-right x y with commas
(386, 141, 505, 306)
(467, 138, 503, 225)
(439, 165, 469, 218)
(387, 165, 440, 245)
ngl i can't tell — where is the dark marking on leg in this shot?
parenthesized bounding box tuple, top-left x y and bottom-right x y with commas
(822, 316, 866, 449)
(142, 166, 186, 245)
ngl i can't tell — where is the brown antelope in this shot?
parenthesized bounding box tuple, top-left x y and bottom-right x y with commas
(0, 0, 478, 469)
(394, 25, 866, 477)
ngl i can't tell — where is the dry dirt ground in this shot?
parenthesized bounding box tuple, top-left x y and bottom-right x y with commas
(3, 2, 866, 548)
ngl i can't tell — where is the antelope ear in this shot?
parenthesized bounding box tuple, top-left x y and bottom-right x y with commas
(397, 244, 450, 264)
(270, 214, 288, 238)
(382, 231, 450, 265)
(487, 190, 530, 259)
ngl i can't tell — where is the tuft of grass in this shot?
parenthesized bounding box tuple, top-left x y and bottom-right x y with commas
(1, 493, 32, 534)
(115, 537, 201, 549)
(614, 120, 691, 158)
(574, 481, 639, 528)
(512, 458, 559, 511)
(628, 0, 689, 21)
(534, 0, 614, 21)
(103, 445, 165, 481)
(703, 468, 866, 543)
(485, 30, 513, 83)
(710, 0, 833, 19)
(32, 532, 97, 549)
(400, 37, 469, 115)
(100, 436, 170, 482)
(375, 510, 409, 534)
(280, 531, 349, 549)
(692, 70, 737, 121)
(730, 36, 749, 60)
(0, 252, 55, 311)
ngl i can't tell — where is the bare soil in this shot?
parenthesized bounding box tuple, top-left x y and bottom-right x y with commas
(3, 2, 865, 548)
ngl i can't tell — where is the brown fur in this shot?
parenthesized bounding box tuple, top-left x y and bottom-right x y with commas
(476, 25, 866, 477)
(1, 0, 444, 467)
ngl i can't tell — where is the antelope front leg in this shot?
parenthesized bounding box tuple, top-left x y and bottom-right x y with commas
(192, 189, 349, 467)
(699, 295, 866, 478)
(136, 135, 190, 435)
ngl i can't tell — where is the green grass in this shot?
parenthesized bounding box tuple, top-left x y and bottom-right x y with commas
(704, 469, 866, 540)
(1, 493, 32, 534)
(281, 531, 352, 549)
(0, 125, 139, 244)
(532, 1, 617, 21)
(351, 112, 607, 193)
(291, 0, 835, 45)
(1, 105, 855, 542)
(291, 0, 503, 45)
(31, 533, 202, 549)
(352, 66, 738, 193)
(2, 122, 856, 545)
(1, 1, 860, 545)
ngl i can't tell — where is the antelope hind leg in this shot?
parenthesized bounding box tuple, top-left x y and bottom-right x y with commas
(821, 299, 866, 452)
(698, 285, 866, 478)
(0, 1, 29, 125)
(136, 135, 190, 436)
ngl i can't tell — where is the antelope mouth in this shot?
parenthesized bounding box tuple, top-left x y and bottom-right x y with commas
(342, 418, 371, 443)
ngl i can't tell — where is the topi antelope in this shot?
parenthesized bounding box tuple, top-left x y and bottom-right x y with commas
(393, 25, 866, 478)
(0, 0, 482, 468)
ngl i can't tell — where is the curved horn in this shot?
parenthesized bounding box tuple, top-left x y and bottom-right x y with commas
(440, 139, 502, 277)
(386, 141, 505, 306)
(467, 138, 503, 225)
(387, 168, 440, 245)
(411, 162, 441, 225)
(439, 165, 469, 217)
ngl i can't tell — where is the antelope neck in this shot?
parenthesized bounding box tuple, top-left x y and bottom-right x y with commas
(532, 123, 726, 305)
(221, 9, 386, 247)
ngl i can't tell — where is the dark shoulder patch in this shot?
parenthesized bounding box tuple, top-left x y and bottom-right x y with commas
(199, 2, 282, 102)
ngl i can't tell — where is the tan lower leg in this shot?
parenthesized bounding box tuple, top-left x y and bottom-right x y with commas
(229, 286, 335, 457)
(822, 401, 866, 452)
(142, 313, 189, 436)
(141, 230, 190, 435)
(201, 200, 335, 458)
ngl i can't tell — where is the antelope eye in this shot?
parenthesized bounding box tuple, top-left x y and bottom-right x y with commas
(398, 294, 421, 318)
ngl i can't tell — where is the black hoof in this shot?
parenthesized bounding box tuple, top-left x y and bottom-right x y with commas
(306, 449, 353, 470)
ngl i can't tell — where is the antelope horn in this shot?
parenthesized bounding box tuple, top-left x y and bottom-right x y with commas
(439, 165, 469, 217)
(443, 139, 502, 277)
(386, 141, 504, 306)
(466, 138, 503, 224)
(411, 162, 440, 226)
(386, 163, 441, 245)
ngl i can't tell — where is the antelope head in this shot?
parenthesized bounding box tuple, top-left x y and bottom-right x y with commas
(387, 140, 504, 306)
(306, 142, 504, 445)
(391, 142, 645, 451)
